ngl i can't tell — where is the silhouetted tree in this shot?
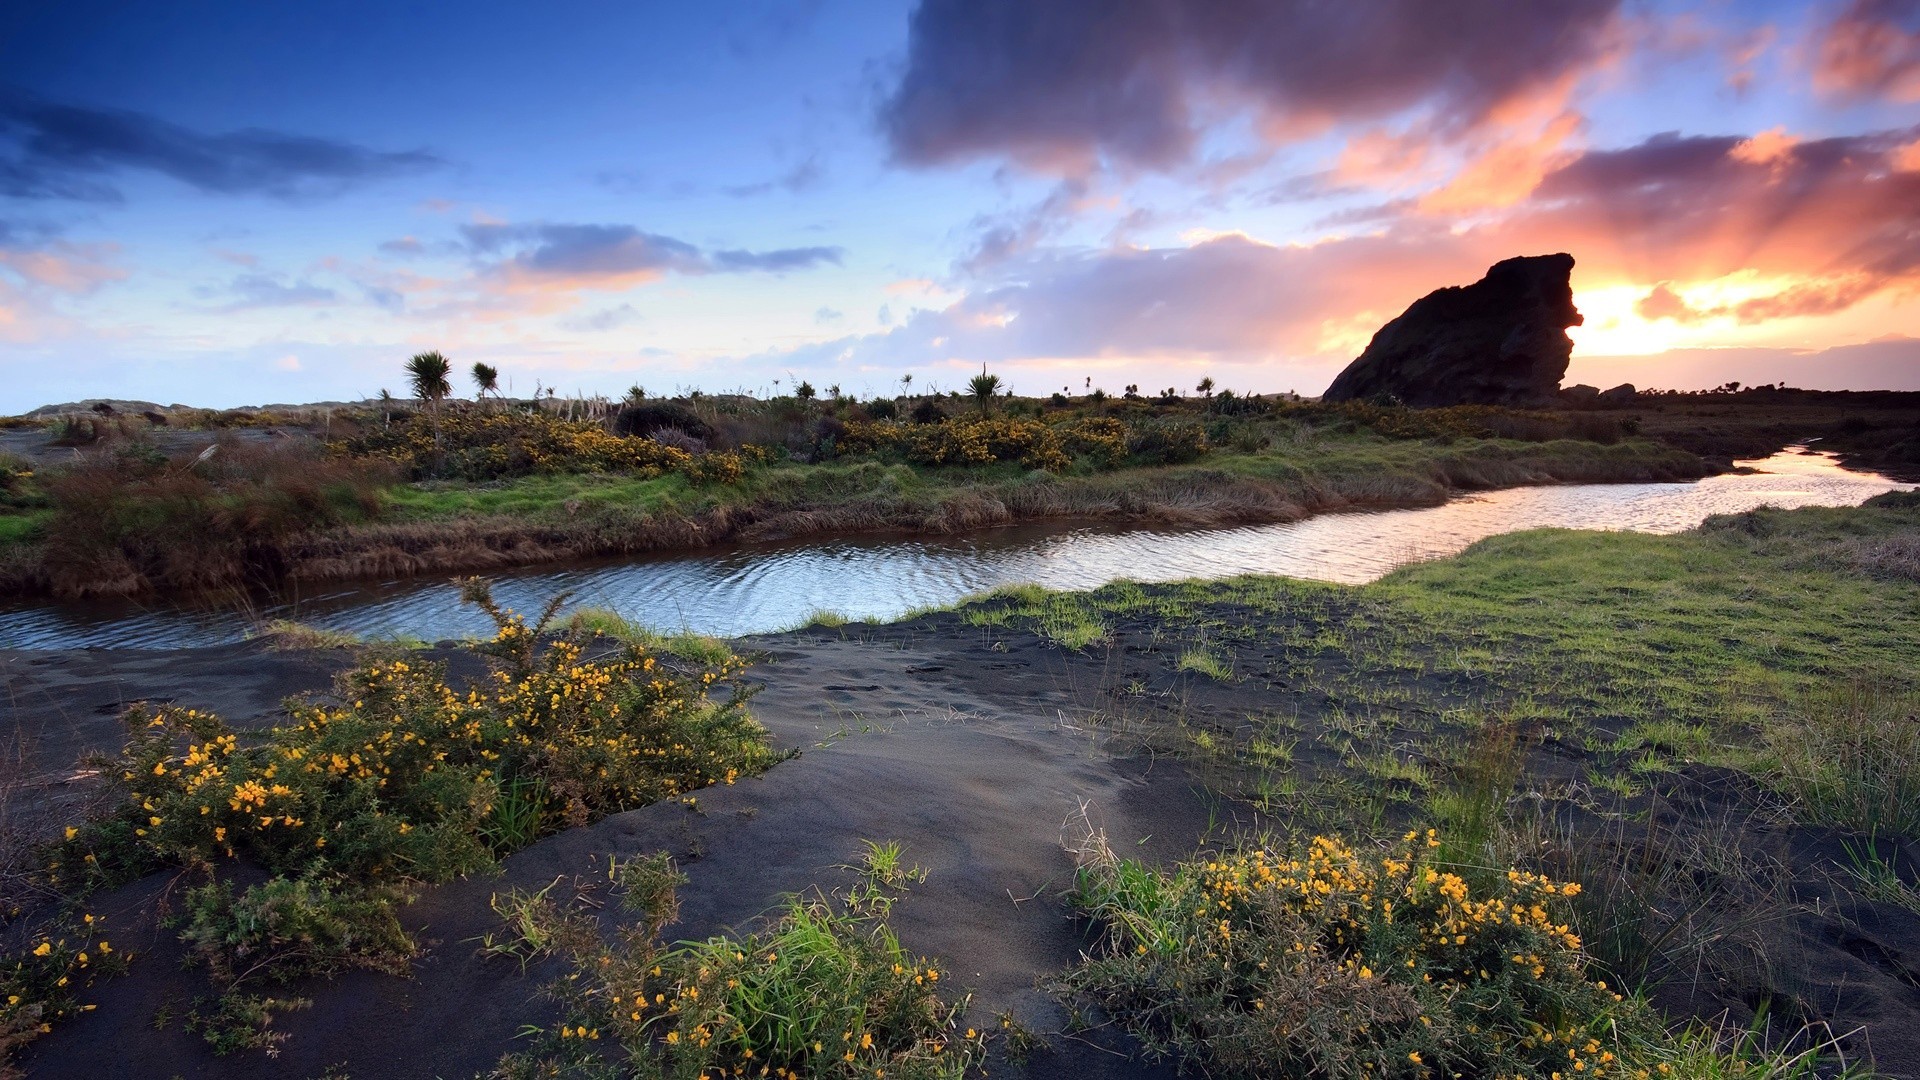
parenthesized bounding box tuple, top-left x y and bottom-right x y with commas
(1197, 376, 1215, 398)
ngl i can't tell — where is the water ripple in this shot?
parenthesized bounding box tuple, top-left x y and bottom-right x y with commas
(0, 450, 1905, 650)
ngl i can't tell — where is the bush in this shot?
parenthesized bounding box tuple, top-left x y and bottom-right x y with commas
(611, 403, 716, 442)
(40, 440, 392, 597)
(178, 874, 416, 985)
(45, 583, 782, 1052)
(1064, 829, 1654, 1080)
(491, 847, 980, 1080)
(1129, 420, 1210, 465)
(59, 586, 776, 892)
(336, 410, 696, 482)
(1061, 417, 1128, 468)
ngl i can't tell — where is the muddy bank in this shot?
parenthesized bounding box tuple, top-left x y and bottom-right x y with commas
(5, 631, 1233, 1080)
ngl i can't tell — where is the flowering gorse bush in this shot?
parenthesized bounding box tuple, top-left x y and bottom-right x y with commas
(335, 410, 746, 484)
(2, 914, 126, 1072)
(40, 582, 780, 1053)
(837, 415, 1180, 474)
(492, 848, 980, 1080)
(1065, 829, 1658, 1080)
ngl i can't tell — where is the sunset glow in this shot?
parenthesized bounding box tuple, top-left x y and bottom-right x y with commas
(1, 1, 1917, 409)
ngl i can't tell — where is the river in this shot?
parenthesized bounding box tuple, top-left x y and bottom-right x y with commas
(0, 448, 1906, 650)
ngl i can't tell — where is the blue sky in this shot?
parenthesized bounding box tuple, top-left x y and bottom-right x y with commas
(2, 0, 1917, 410)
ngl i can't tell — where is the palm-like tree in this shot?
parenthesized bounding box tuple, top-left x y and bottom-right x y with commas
(968, 366, 1001, 417)
(471, 362, 500, 406)
(1196, 376, 1214, 399)
(407, 351, 453, 449)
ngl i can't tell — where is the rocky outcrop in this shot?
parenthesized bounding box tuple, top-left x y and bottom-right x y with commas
(1322, 254, 1583, 408)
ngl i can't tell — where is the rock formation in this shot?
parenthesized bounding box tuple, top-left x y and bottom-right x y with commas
(1322, 253, 1583, 408)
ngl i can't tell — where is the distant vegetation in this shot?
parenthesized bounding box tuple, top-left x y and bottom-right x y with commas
(10, 364, 1915, 600)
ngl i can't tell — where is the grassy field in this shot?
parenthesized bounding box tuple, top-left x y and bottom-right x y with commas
(906, 491, 1920, 1074)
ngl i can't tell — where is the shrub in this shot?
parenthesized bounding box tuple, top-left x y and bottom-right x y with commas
(41, 440, 392, 597)
(1063, 829, 1655, 1080)
(1129, 420, 1210, 465)
(43, 584, 782, 1052)
(2, 919, 128, 1070)
(611, 403, 716, 442)
(336, 410, 696, 482)
(177, 874, 416, 986)
(1061, 417, 1128, 468)
(491, 847, 980, 1080)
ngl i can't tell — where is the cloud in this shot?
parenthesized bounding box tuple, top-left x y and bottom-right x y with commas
(461, 221, 842, 293)
(744, 116, 1920, 389)
(0, 240, 126, 294)
(198, 273, 339, 310)
(0, 88, 441, 201)
(564, 303, 644, 331)
(1520, 125, 1920, 291)
(879, 0, 1622, 173)
(723, 155, 826, 198)
(814, 306, 843, 324)
(1813, 0, 1920, 101)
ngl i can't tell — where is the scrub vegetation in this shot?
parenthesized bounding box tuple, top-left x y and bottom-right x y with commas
(0, 382, 1709, 599)
(5, 581, 779, 1060)
(937, 491, 1920, 1076)
(487, 842, 980, 1080)
(2, 391, 1915, 1076)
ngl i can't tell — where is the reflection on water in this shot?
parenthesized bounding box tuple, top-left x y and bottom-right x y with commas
(1, 449, 1907, 650)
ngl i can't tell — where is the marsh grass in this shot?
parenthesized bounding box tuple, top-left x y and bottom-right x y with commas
(1751, 680, 1920, 839)
(560, 606, 737, 666)
(252, 618, 362, 650)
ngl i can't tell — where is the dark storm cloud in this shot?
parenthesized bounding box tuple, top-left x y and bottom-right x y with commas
(0, 88, 441, 201)
(458, 222, 842, 289)
(879, 0, 1622, 171)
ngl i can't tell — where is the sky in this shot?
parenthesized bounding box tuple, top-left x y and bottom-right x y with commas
(1, 0, 1918, 411)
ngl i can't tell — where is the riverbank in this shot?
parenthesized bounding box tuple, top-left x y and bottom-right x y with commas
(5, 491, 1918, 1079)
(0, 431, 1707, 600)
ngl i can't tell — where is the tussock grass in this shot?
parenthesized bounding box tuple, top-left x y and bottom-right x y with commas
(1753, 680, 1920, 839)
(252, 618, 362, 650)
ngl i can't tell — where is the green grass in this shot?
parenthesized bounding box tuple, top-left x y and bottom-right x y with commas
(0, 508, 51, 548)
(560, 606, 737, 665)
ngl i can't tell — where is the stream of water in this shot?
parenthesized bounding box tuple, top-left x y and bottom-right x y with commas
(0, 448, 1906, 650)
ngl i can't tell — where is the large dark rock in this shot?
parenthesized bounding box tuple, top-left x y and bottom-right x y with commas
(1322, 253, 1583, 408)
